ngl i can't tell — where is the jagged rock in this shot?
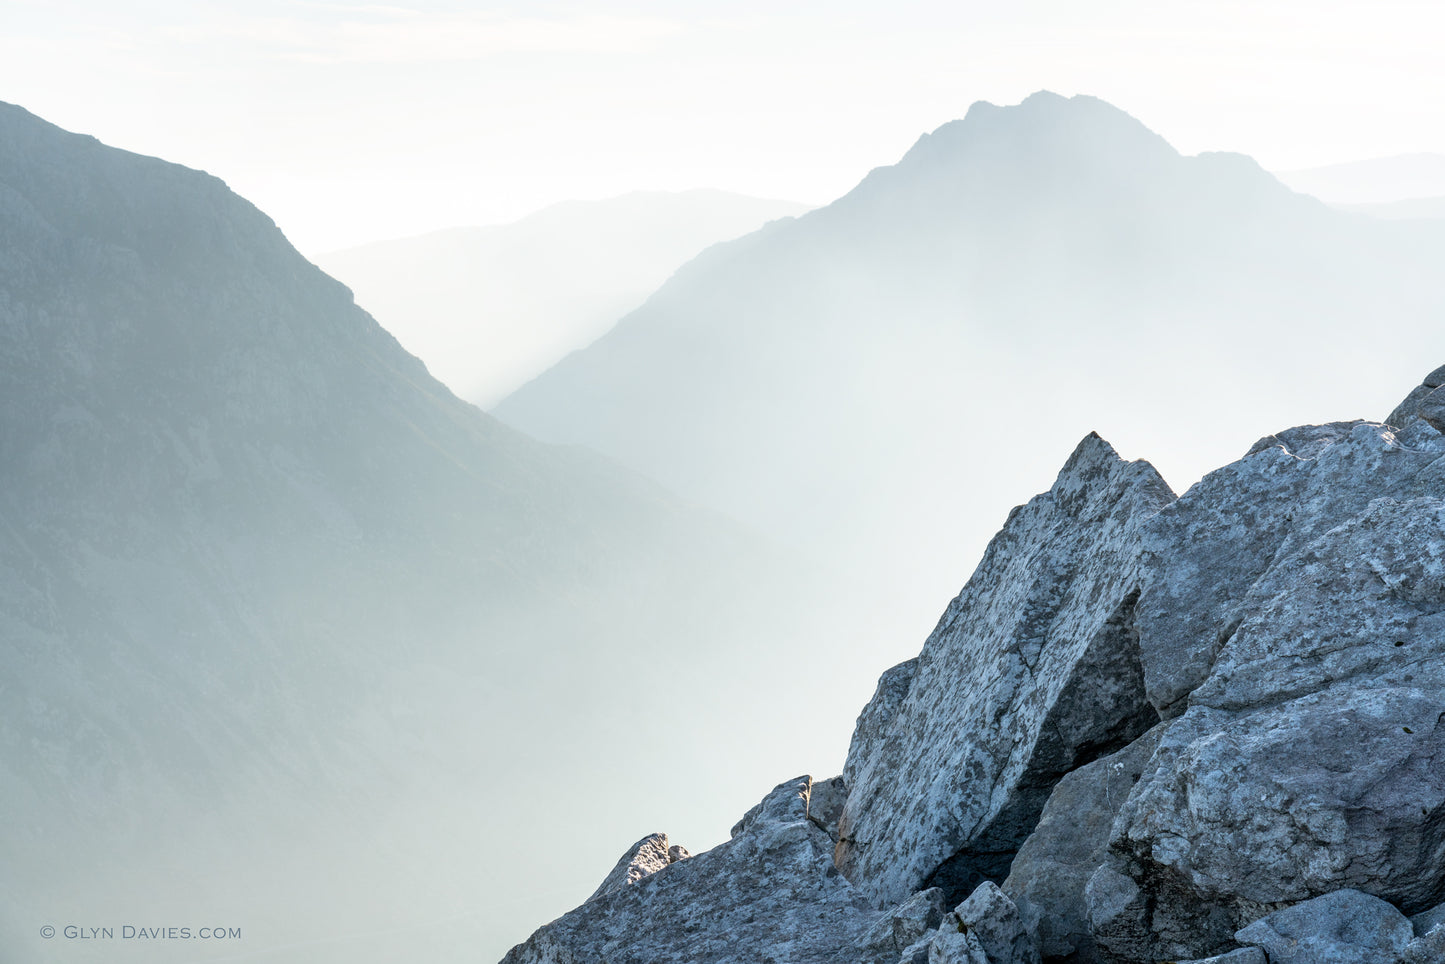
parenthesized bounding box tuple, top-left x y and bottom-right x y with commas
(954, 882, 1040, 964)
(501, 774, 880, 963)
(731, 774, 812, 837)
(1097, 495, 1445, 959)
(667, 844, 690, 862)
(1419, 387, 1445, 434)
(856, 888, 948, 960)
(1134, 420, 1445, 718)
(929, 930, 989, 964)
(844, 658, 920, 788)
(808, 775, 849, 843)
(588, 832, 677, 901)
(1401, 925, 1445, 964)
(1233, 889, 1414, 963)
(1178, 950, 1266, 964)
(1387, 363, 1445, 428)
(1412, 901, 1445, 937)
(1003, 723, 1167, 960)
(837, 435, 1173, 907)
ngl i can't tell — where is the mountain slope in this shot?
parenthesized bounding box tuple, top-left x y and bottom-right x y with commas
(315, 190, 811, 406)
(0, 102, 839, 964)
(494, 91, 1445, 649)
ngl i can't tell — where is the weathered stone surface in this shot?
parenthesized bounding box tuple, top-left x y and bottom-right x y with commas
(856, 888, 948, 961)
(1097, 496, 1445, 959)
(667, 844, 691, 863)
(844, 658, 920, 789)
(731, 774, 812, 837)
(1389, 364, 1445, 428)
(955, 881, 1040, 964)
(1401, 924, 1445, 964)
(1134, 420, 1445, 718)
(588, 832, 676, 901)
(838, 434, 1173, 907)
(929, 930, 988, 964)
(1003, 723, 1166, 961)
(1419, 386, 1445, 434)
(1412, 901, 1445, 937)
(502, 774, 880, 964)
(808, 775, 849, 843)
(1178, 949, 1266, 964)
(1233, 889, 1413, 963)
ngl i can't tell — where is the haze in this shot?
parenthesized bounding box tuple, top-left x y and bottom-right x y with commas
(3, 5, 1445, 964)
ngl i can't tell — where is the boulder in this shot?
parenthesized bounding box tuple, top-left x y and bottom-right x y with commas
(1003, 723, 1167, 960)
(1134, 420, 1444, 718)
(837, 434, 1173, 907)
(855, 888, 948, 961)
(501, 775, 880, 963)
(1233, 889, 1414, 964)
(1096, 496, 1445, 959)
(954, 882, 1040, 964)
(1177, 950, 1266, 964)
(1401, 924, 1445, 964)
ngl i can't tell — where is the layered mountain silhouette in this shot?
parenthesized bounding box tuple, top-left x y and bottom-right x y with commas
(495, 91, 1445, 647)
(0, 103, 839, 963)
(316, 191, 810, 406)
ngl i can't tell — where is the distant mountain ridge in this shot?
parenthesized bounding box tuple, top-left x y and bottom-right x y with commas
(0, 101, 840, 964)
(495, 91, 1445, 652)
(316, 190, 811, 406)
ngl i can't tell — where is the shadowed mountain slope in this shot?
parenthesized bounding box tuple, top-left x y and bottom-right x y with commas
(0, 101, 838, 964)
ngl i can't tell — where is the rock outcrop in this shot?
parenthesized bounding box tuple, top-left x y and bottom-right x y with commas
(836, 434, 1172, 907)
(501, 777, 881, 964)
(501, 369, 1445, 964)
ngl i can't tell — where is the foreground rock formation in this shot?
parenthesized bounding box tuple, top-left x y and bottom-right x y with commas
(501, 372, 1445, 963)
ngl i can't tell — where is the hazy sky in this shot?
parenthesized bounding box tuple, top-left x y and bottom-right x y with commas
(3, 0, 1442, 253)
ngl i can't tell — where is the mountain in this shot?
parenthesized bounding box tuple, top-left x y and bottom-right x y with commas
(494, 91, 1445, 655)
(315, 191, 811, 406)
(1274, 152, 1445, 205)
(0, 103, 844, 964)
(500, 367, 1445, 964)
(1342, 196, 1445, 220)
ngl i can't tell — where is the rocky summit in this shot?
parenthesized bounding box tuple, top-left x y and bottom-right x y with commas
(501, 370, 1445, 964)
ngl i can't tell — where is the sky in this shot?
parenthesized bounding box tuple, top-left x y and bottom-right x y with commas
(2, 1, 1443, 254)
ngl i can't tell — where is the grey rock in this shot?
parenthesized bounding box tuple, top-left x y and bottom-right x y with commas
(588, 832, 675, 901)
(1135, 420, 1444, 718)
(1401, 924, 1445, 964)
(1233, 889, 1413, 964)
(1412, 901, 1445, 938)
(838, 434, 1173, 907)
(1003, 723, 1167, 961)
(1178, 950, 1266, 964)
(1425, 365, 1445, 389)
(844, 658, 920, 789)
(899, 934, 935, 964)
(928, 930, 989, 964)
(502, 774, 880, 964)
(808, 775, 849, 843)
(954, 881, 1040, 964)
(667, 844, 691, 863)
(1099, 496, 1445, 959)
(1420, 386, 1445, 433)
(857, 888, 948, 960)
(731, 774, 812, 837)
(1387, 382, 1436, 429)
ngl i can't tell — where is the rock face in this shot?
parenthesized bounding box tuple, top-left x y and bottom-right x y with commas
(501, 777, 881, 964)
(836, 434, 1173, 907)
(502, 368, 1445, 964)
